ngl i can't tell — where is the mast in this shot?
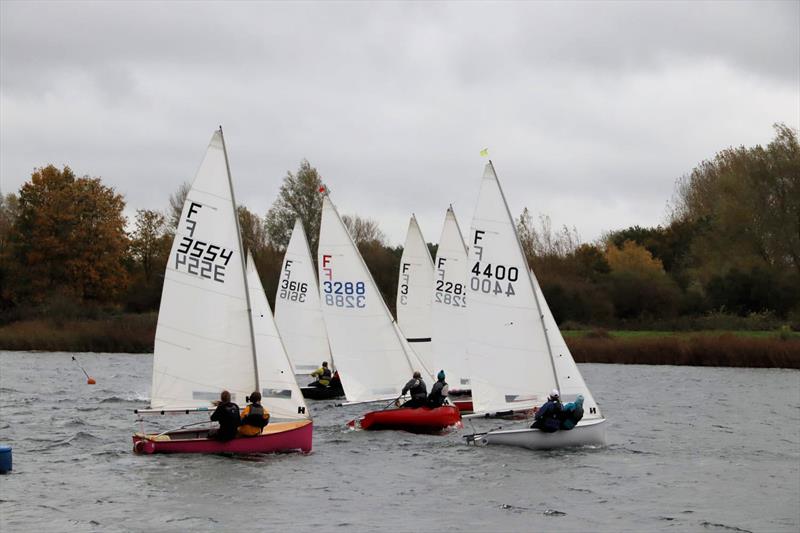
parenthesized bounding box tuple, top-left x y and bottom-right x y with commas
(488, 160, 561, 394)
(219, 126, 260, 392)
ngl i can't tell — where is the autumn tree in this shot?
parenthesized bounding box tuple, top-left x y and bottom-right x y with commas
(0, 194, 20, 311)
(167, 181, 191, 232)
(9, 165, 129, 304)
(265, 160, 326, 254)
(129, 209, 169, 283)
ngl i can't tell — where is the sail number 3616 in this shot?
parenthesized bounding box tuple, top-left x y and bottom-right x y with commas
(470, 262, 518, 297)
(323, 281, 366, 308)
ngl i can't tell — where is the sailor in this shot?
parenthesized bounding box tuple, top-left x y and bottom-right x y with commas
(399, 371, 428, 408)
(309, 361, 332, 388)
(427, 370, 449, 408)
(560, 394, 585, 430)
(238, 391, 271, 437)
(209, 390, 240, 441)
(531, 389, 562, 433)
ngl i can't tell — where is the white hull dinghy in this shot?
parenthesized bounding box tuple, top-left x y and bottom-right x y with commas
(466, 418, 607, 450)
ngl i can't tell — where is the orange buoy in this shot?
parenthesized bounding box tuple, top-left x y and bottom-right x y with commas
(87, 377, 96, 385)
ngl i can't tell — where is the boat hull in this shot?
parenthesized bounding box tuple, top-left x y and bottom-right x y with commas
(353, 406, 462, 433)
(473, 418, 606, 450)
(301, 384, 344, 400)
(132, 420, 313, 454)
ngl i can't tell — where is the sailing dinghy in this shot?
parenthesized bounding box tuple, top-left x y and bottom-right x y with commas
(274, 218, 344, 400)
(463, 161, 606, 450)
(132, 129, 312, 454)
(317, 193, 461, 433)
(431, 206, 473, 413)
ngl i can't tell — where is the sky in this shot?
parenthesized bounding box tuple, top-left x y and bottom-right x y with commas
(1, 0, 798, 246)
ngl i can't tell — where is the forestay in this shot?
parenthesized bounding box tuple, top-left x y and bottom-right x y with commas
(274, 218, 332, 376)
(318, 195, 433, 403)
(466, 162, 558, 415)
(246, 253, 310, 420)
(150, 130, 256, 410)
(431, 206, 471, 390)
(396, 215, 435, 370)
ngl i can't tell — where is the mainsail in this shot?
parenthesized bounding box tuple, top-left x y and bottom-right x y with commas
(246, 253, 310, 420)
(318, 194, 432, 403)
(466, 162, 558, 415)
(430, 206, 471, 390)
(150, 130, 256, 409)
(396, 215, 434, 370)
(274, 218, 332, 376)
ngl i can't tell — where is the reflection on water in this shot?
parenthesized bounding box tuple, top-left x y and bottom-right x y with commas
(0, 351, 798, 532)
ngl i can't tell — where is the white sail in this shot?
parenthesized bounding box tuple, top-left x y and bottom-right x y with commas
(150, 130, 256, 409)
(274, 218, 332, 376)
(246, 254, 309, 420)
(318, 195, 432, 403)
(396, 215, 435, 370)
(532, 274, 602, 419)
(430, 206, 471, 390)
(466, 162, 558, 415)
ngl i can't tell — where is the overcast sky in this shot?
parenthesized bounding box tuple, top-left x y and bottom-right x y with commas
(2, 0, 798, 246)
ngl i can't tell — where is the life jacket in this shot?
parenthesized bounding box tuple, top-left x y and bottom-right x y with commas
(428, 380, 447, 406)
(314, 367, 331, 385)
(410, 379, 427, 399)
(242, 404, 268, 429)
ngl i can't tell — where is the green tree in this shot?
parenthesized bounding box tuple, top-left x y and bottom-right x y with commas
(342, 214, 385, 246)
(129, 209, 169, 283)
(265, 160, 327, 254)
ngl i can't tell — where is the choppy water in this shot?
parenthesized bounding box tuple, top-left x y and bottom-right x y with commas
(0, 351, 798, 532)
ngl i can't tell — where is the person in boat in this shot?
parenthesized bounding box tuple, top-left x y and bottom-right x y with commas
(308, 361, 332, 388)
(531, 389, 562, 433)
(427, 370, 449, 408)
(399, 371, 428, 408)
(238, 391, 271, 437)
(560, 394, 584, 430)
(208, 390, 240, 441)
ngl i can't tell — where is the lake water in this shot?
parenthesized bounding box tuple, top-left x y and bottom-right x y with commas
(0, 351, 798, 532)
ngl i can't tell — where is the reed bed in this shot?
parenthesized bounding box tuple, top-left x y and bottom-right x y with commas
(0, 313, 156, 353)
(568, 334, 800, 369)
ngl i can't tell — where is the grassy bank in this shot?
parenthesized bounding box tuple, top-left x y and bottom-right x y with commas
(0, 313, 157, 353)
(0, 316, 798, 368)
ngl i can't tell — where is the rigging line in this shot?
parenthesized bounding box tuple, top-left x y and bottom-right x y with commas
(162, 270, 249, 301)
(155, 326, 250, 349)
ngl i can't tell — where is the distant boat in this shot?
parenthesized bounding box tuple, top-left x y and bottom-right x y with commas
(431, 206, 473, 413)
(396, 215, 435, 370)
(463, 161, 606, 450)
(132, 129, 312, 454)
(317, 192, 461, 432)
(274, 218, 344, 400)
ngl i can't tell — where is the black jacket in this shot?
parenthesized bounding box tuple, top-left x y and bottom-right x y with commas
(210, 401, 241, 439)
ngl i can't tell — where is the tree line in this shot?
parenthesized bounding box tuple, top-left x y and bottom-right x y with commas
(0, 123, 797, 330)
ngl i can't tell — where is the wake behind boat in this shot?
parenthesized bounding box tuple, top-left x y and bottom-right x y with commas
(132, 129, 312, 455)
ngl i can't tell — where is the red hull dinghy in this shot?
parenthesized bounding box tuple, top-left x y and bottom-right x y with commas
(133, 420, 313, 454)
(348, 406, 462, 433)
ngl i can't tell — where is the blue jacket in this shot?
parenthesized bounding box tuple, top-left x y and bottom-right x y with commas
(560, 395, 585, 430)
(533, 399, 562, 432)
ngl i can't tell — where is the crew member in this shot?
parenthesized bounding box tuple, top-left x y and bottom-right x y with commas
(428, 370, 449, 408)
(239, 391, 270, 437)
(560, 394, 584, 430)
(531, 389, 562, 433)
(399, 371, 427, 408)
(209, 390, 240, 441)
(309, 361, 332, 388)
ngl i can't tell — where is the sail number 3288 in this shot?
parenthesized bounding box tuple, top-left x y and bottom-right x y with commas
(323, 281, 366, 308)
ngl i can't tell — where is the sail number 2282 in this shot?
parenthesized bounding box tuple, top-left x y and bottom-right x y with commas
(323, 281, 366, 308)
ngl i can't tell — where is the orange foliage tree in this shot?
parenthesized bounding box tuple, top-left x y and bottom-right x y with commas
(10, 165, 129, 304)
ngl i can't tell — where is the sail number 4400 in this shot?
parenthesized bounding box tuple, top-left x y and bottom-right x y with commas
(323, 281, 366, 308)
(470, 262, 518, 297)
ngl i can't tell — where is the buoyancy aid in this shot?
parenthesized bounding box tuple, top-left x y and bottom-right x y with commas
(312, 367, 332, 386)
(409, 379, 427, 400)
(242, 404, 269, 429)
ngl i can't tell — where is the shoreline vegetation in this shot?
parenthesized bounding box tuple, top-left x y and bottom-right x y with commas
(0, 314, 797, 369)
